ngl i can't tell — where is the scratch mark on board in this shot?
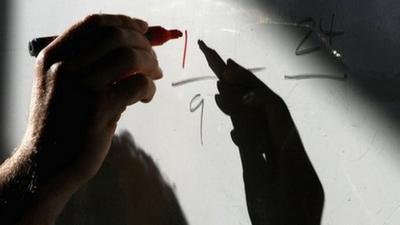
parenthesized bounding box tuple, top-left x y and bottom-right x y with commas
(287, 83, 300, 101)
(221, 28, 240, 35)
(342, 162, 378, 224)
(383, 204, 400, 225)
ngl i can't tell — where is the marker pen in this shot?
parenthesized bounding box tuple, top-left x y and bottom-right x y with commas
(28, 26, 182, 57)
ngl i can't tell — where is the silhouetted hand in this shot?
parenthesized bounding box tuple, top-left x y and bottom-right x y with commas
(0, 14, 161, 225)
(199, 40, 324, 225)
(198, 40, 293, 158)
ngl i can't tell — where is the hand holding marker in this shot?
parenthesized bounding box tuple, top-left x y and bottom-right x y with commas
(29, 26, 182, 57)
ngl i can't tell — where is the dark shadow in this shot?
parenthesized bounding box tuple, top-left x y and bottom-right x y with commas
(199, 40, 324, 225)
(247, 0, 400, 143)
(250, 0, 400, 75)
(56, 131, 188, 225)
(0, 0, 10, 162)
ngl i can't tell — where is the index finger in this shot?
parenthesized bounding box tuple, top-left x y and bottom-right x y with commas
(40, 14, 148, 68)
(62, 14, 149, 41)
(198, 39, 226, 79)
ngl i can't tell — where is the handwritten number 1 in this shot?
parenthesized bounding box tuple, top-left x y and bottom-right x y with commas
(190, 94, 204, 146)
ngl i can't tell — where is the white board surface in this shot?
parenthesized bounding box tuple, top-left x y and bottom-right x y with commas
(4, 0, 400, 224)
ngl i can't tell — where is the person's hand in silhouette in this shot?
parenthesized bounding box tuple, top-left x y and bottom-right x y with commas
(0, 14, 161, 225)
(199, 40, 324, 225)
(198, 39, 293, 158)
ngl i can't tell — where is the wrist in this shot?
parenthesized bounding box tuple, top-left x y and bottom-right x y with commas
(0, 144, 72, 225)
(13, 143, 83, 210)
(9, 145, 84, 225)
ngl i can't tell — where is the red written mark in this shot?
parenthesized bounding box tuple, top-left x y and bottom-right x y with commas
(182, 30, 188, 68)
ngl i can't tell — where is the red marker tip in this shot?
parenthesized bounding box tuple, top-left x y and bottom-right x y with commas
(169, 30, 183, 39)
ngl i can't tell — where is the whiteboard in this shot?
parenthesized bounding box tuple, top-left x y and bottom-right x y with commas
(4, 0, 400, 224)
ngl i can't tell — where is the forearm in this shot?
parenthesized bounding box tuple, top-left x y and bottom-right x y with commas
(0, 147, 79, 225)
(0, 146, 39, 224)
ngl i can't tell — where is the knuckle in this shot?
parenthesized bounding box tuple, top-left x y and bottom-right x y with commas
(147, 82, 156, 99)
(121, 48, 138, 64)
(142, 78, 152, 92)
(83, 14, 102, 25)
(137, 77, 154, 103)
(138, 74, 149, 85)
(147, 50, 158, 66)
(47, 61, 73, 82)
(150, 48, 157, 59)
(35, 48, 51, 67)
(150, 80, 156, 91)
(146, 78, 155, 91)
(47, 62, 64, 80)
(154, 57, 160, 68)
(49, 61, 65, 74)
(104, 26, 125, 41)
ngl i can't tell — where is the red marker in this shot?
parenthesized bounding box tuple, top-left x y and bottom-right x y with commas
(28, 26, 183, 57)
(145, 26, 182, 46)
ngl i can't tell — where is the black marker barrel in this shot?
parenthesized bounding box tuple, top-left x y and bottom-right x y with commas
(29, 36, 57, 57)
(28, 26, 182, 57)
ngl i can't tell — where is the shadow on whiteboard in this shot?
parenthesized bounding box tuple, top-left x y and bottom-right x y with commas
(200, 39, 324, 224)
(215, 61, 324, 225)
(56, 131, 188, 225)
(251, 0, 400, 123)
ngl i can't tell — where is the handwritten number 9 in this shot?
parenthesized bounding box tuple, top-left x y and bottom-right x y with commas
(190, 94, 204, 146)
